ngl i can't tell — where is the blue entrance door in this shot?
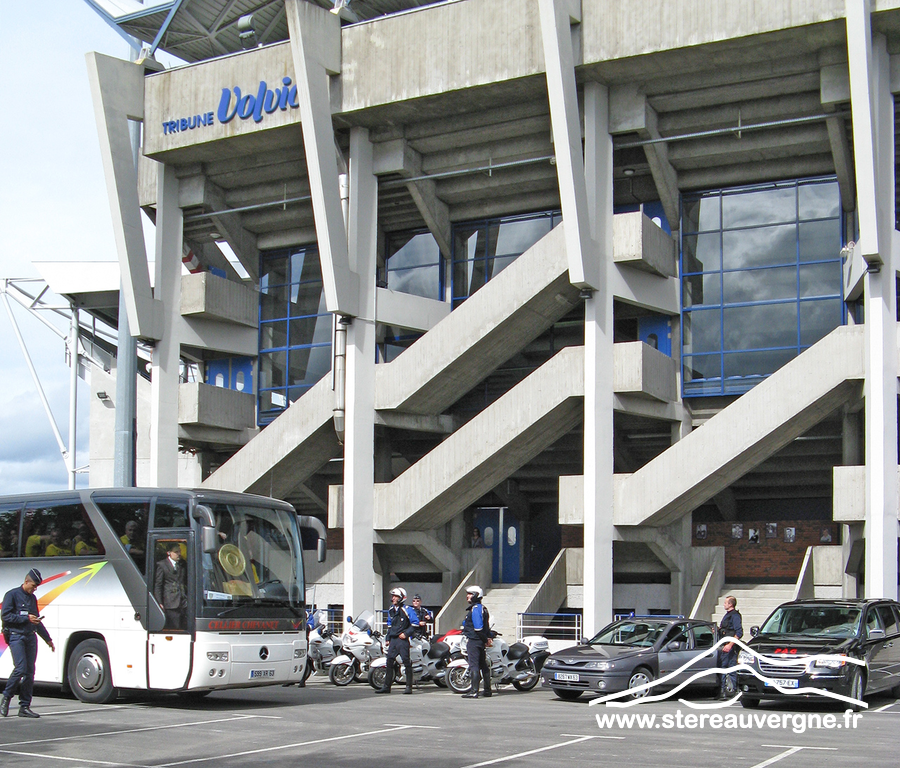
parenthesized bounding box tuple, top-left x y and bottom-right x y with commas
(474, 507, 520, 584)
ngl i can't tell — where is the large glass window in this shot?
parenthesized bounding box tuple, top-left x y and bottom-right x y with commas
(384, 231, 443, 301)
(681, 179, 843, 396)
(258, 247, 332, 425)
(451, 211, 562, 306)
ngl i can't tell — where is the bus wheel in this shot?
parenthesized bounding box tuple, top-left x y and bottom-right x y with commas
(68, 639, 117, 704)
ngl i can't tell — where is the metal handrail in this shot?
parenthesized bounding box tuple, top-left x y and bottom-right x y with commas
(516, 612, 582, 643)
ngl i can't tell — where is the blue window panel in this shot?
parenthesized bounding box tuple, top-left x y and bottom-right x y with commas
(683, 307, 722, 355)
(800, 298, 843, 347)
(682, 271, 722, 309)
(723, 265, 797, 305)
(722, 224, 796, 271)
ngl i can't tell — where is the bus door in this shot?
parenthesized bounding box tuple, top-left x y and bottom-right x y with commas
(147, 532, 194, 689)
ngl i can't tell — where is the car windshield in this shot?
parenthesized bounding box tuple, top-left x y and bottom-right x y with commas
(759, 606, 861, 638)
(201, 502, 302, 610)
(588, 620, 669, 647)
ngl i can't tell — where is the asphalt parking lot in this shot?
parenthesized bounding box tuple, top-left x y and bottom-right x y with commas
(0, 676, 897, 768)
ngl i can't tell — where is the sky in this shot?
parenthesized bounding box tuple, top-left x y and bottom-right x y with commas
(0, 2, 163, 495)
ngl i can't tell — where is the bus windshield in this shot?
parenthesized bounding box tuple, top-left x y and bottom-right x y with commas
(201, 502, 303, 615)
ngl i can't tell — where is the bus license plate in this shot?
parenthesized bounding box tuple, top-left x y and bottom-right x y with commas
(554, 672, 579, 682)
(764, 678, 799, 688)
(249, 669, 276, 679)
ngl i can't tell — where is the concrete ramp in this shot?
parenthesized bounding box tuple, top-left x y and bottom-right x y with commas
(374, 346, 584, 530)
(614, 326, 865, 527)
(375, 223, 581, 415)
(202, 376, 340, 497)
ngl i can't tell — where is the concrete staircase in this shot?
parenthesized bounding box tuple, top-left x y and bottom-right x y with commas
(711, 585, 796, 632)
(483, 583, 538, 640)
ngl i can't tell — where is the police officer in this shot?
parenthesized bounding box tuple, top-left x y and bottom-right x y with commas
(375, 587, 420, 694)
(461, 585, 492, 699)
(715, 595, 743, 700)
(1, 569, 55, 718)
(410, 595, 433, 633)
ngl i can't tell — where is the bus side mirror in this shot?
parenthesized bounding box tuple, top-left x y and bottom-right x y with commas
(201, 526, 218, 554)
(317, 538, 327, 563)
(298, 515, 328, 563)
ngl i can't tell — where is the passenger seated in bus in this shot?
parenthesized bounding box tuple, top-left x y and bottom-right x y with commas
(44, 527, 74, 557)
(24, 532, 50, 559)
(0, 530, 17, 558)
(73, 522, 99, 556)
(120, 521, 144, 555)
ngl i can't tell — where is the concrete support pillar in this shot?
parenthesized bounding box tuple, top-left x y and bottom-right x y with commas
(342, 127, 379, 617)
(582, 82, 615, 635)
(149, 163, 182, 486)
(846, 6, 899, 599)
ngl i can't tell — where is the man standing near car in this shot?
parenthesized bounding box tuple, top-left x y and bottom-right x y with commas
(1, 569, 55, 718)
(716, 595, 743, 699)
(375, 587, 419, 694)
(461, 585, 492, 699)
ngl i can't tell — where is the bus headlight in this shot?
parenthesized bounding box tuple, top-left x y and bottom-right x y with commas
(294, 649, 305, 659)
(207, 651, 229, 662)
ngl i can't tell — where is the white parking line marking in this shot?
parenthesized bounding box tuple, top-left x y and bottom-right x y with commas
(383, 723, 441, 729)
(459, 735, 601, 768)
(872, 702, 897, 712)
(752, 744, 838, 768)
(0, 748, 149, 768)
(0, 714, 258, 748)
(155, 724, 417, 767)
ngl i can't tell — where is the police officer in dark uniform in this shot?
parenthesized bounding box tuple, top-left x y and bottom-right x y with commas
(461, 585, 492, 699)
(715, 594, 743, 699)
(1, 569, 55, 718)
(375, 587, 420, 694)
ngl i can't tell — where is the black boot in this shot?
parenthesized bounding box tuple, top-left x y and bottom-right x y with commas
(18, 707, 40, 718)
(375, 667, 393, 694)
(0, 695, 9, 717)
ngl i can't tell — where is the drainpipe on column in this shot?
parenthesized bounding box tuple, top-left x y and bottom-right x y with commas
(333, 315, 351, 444)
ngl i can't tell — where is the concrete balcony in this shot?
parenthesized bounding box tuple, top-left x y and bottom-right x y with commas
(180, 272, 258, 328)
(179, 382, 255, 432)
(613, 211, 677, 278)
(614, 341, 677, 402)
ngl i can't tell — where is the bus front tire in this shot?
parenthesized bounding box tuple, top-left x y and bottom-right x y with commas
(67, 639, 117, 704)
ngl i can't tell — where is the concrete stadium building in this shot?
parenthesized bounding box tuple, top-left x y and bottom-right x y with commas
(69, 0, 900, 636)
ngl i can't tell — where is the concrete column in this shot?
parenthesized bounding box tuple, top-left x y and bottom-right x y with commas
(846, 7, 899, 599)
(582, 82, 615, 635)
(149, 163, 183, 486)
(342, 127, 379, 617)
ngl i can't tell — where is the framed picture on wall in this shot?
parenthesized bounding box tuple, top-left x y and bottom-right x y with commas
(820, 526, 833, 543)
(748, 528, 760, 544)
(765, 523, 777, 538)
(695, 524, 707, 540)
(784, 527, 796, 543)
(731, 523, 743, 540)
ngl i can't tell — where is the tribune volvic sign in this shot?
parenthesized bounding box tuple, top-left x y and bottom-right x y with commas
(160, 76, 300, 136)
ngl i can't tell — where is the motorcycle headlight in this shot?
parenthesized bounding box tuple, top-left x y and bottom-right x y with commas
(738, 651, 755, 666)
(583, 661, 613, 671)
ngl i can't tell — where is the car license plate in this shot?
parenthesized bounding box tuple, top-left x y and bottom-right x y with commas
(249, 669, 275, 679)
(554, 672, 579, 682)
(764, 678, 799, 688)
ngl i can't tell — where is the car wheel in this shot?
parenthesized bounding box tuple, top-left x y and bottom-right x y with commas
(848, 667, 866, 712)
(627, 667, 654, 700)
(740, 696, 760, 709)
(67, 638, 117, 704)
(328, 661, 356, 686)
(554, 689, 583, 701)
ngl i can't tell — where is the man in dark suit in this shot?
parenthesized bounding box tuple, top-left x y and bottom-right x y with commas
(154, 542, 187, 630)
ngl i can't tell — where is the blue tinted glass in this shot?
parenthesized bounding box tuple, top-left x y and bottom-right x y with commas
(724, 348, 796, 380)
(683, 194, 720, 233)
(722, 185, 795, 228)
(798, 181, 840, 219)
(799, 219, 841, 262)
(388, 265, 441, 300)
(723, 265, 797, 304)
(800, 298, 843, 346)
(723, 224, 796, 270)
(289, 344, 331, 387)
(723, 303, 796, 351)
(682, 273, 721, 308)
(495, 216, 553, 255)
(683, 309, 721, 354)
(259, 321, 287, 352)
(682, 233, 720, 273)
(683, 354, 722, 384)
(799, 262, 842, 299)
(388, 232, 441, 270)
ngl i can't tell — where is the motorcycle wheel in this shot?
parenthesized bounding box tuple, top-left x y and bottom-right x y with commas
(328, 662, 356, 686)
(368, 666, 387, 690)
(447, 666, 471, 694)
(433, 675, 448, 689)
(512, 659, 539, 692)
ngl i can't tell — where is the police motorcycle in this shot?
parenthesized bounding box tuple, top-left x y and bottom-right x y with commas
(367, 626, 453, 689)
(328, 610, 385, 685)
(445, 633, 550, 693)
(303, 609, 341, 681)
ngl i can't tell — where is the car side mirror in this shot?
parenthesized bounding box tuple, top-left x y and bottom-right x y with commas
(666, 641, 684, 652)
(750, 626, 759, 637)
(579, 636, 589, 645)
(867, 628, 885, 640)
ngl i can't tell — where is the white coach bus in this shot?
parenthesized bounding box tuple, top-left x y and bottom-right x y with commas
(0, 488, 326, 703)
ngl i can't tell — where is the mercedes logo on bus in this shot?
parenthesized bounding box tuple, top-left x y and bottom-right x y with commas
(259, 647, 269, 660)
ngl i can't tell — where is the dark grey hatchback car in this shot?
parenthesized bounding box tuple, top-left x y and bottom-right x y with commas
(540, 617, 719, 701)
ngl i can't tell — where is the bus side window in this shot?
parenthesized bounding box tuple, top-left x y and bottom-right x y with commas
(0, 503, 22, 558)
(21, 500, 88, 558)
(153, 499, 189, 528)
(93, 497, 151, 573)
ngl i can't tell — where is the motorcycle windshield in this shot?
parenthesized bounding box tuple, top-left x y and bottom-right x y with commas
(352, 610, 376, 633)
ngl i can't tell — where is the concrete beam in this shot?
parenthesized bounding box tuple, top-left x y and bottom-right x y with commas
(86, 52, 162, 341)
(375, 530, 461, 573)
(286, 0, 359, 316)
(374, 411, 458, 434)
(200, 181, 260, 283)
(375, 287, 451, 333)
(712, 487, 738, 522)
(539, 0, 599, 289)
